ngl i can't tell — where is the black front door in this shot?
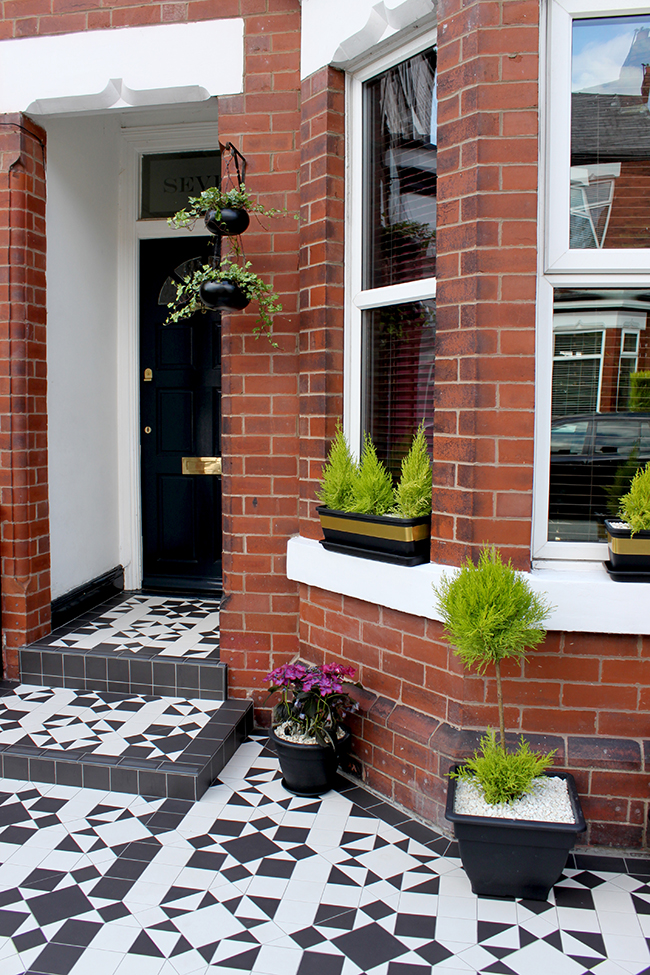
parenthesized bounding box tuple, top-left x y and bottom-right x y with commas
(140, 237, 222, 592)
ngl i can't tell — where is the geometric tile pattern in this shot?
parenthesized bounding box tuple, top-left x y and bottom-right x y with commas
(31, 593, 221, 659)
(0, 684, 252, 801)
(21, 593, 226, 701)
(0, 685, 222, 761)
(1, 735, 650, 975)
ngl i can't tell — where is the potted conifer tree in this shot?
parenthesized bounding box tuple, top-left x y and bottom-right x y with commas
(604, 460, 650, 579)
(316, 424, 432, 566)
(434, 548, 585, 900)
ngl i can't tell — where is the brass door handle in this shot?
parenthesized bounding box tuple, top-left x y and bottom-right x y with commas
(182, 456, 222, 475)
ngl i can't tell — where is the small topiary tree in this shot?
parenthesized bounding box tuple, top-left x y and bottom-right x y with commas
(316, 424, 358, 512)
(618, 460, 650, 535)
(433, 547, 556, 803)
(345, 435, 395, 515)
(393, 423, 432, 518)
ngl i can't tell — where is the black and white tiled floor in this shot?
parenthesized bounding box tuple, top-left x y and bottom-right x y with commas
(30, 595, 221, 660)
(0, 686, 221, 762)
(20, 595, 227, 701)
(1, 735, 650, 975)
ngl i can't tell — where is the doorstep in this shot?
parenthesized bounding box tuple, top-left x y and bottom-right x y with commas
(0, 683, 253, 801)
(20, 591, 227, 700)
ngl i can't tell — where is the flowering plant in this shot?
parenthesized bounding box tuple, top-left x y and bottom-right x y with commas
(265, 662, 360, 748)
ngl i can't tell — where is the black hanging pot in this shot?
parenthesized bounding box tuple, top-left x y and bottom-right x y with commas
(199, 279, 250, 311)
(204, 207, 250, 236)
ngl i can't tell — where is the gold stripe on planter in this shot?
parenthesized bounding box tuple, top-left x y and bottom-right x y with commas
(607, 533, 650, 556)
(319, 515, 430, 543)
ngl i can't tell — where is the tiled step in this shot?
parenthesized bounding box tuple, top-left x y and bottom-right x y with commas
(20, 591, 227, 700)
(0, 684, 253, 801)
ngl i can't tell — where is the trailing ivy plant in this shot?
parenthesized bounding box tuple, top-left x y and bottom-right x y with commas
(618, 460, 650, 534)
(165, 257, 282, 346)
(433, 547, 556, 806)
(168, 184, 285, 231)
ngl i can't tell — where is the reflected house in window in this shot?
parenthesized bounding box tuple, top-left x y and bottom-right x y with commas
(571, 21, 650, 249)
(549, 289, 650, 541)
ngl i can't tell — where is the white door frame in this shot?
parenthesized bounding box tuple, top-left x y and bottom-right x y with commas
(117, 123, 218, 590)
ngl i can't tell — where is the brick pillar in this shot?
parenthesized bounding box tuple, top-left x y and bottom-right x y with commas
(217, 1, 302, 709)
(0, 115, 50, 678)
(298, 67, 345, 539)
(433, 0, 539, 570)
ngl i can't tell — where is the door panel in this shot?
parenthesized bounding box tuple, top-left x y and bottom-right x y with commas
(140, 237, 222, 592)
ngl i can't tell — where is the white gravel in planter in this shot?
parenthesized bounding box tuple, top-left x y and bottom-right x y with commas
(454, 775, 575, 823)
(273, 723, 344, 745)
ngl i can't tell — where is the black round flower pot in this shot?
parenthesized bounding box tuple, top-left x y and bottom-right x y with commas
(204, 207, 250, 236)
(199, 279, 250, 311)
(270, 726, 350, 797)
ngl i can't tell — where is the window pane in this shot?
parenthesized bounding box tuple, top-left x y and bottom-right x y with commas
(363, 49, 437, 289)
(571, 16, 650, 249)
(362, 301, 436, 481)
(548, 288, 650, 542)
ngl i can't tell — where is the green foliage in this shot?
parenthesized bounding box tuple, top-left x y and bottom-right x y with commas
(168, 184, 285, 230)
(393, 424, 432, 517)
(317, 425, 432, 517)
(605, 445, 641, 517)
(619, 460, 650, 534)
(432, 547, 553, 674)
(345, 435, 395, 515)
(316, 425, 358, 511)
(451, 730, 556, 805)
(164, 257, 282, 345)
(630, 371, 650, 412)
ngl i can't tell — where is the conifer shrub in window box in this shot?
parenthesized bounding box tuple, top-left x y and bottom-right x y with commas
(316, 425, 432, 566)
(605, 460, 650, 579)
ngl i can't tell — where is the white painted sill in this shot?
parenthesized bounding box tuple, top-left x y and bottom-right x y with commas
(286, 535, 650, 636)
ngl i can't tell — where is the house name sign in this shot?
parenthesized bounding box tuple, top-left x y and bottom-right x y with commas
(141, 150, 220, 220)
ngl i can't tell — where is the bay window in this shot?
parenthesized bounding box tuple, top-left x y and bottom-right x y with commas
(537, 0, 650, 561)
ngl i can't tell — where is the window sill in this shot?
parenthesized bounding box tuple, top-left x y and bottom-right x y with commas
(286, 536, 650, 635)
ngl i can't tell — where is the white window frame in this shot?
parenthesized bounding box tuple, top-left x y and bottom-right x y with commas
(546, 0, 650, 273)
(345, 29, 437, 452)
(534, 0, 650, 561)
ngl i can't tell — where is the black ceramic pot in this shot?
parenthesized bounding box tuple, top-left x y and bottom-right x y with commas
(199, 279, 250, 311)
(204, 207, 250, 236)
(445, 768, 585, 900)
(270, 725, 350, 797)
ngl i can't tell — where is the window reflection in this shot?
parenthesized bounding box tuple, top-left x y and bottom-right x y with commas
(571, 16, 650, 249)
(364, 50, 437, 287)
(363, 302, 436, 481)
(549, 289, 650, 541)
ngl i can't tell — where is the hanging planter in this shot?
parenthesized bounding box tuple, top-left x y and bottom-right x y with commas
(199, 279, 250, 311)
(169, 185, 284, 238)
(204, 207, 250, 237)
(165, 258, 281, 345)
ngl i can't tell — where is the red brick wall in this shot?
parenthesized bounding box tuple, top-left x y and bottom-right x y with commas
(434, 0, 539, 570)
(0, 115, 50, 677)
(216, 0, 302, 709)
(299, 584, 650, 848)
(298, 67, 345, 540)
